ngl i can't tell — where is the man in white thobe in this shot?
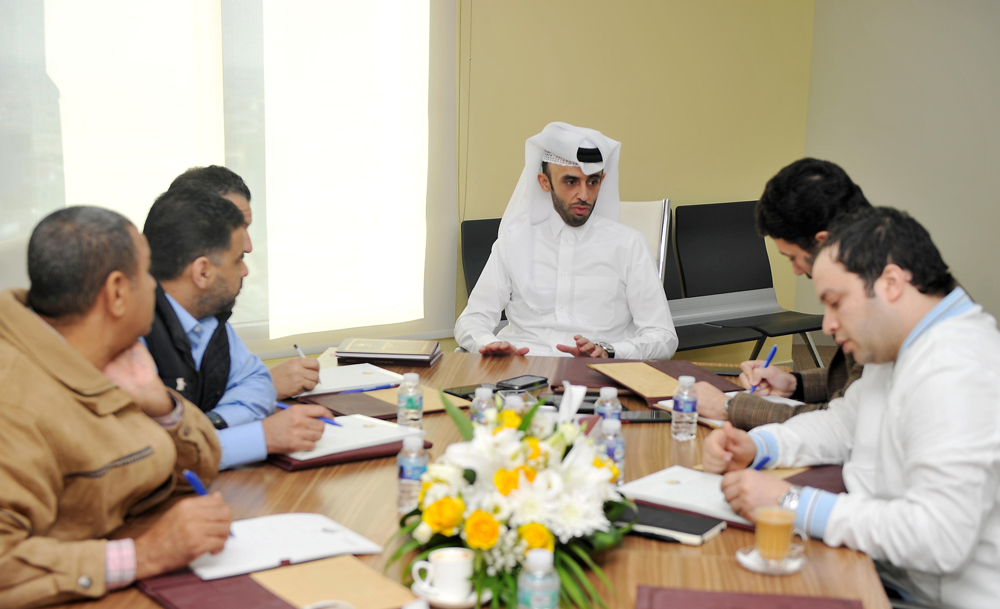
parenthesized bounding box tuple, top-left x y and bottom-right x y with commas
(454, 122, 677, 359)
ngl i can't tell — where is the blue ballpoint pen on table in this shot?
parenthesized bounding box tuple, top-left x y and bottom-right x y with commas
(339, 383, 398, 395)
(276, 401, 341, 426)
(183, 469, 234, 536)
(748, 344, 779, 395)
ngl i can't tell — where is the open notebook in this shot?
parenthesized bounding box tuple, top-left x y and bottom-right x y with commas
(296, 363, 403, 397)
(286, 414, 422, 461)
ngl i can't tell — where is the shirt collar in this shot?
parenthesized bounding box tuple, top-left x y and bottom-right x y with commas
(164, 292, 206, 335)
(898, 287, 975, 360)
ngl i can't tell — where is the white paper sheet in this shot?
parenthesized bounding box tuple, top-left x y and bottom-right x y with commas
(190, 513, 382, 580)
(297, 363, 404, 397)
(287, 414, 422, 461)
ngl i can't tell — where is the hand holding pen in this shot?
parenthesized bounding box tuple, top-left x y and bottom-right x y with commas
(748, 345, 779, 395)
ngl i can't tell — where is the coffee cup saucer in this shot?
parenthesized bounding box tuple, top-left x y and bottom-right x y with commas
(410, 581, 492, 609)
(736, 546, 807, 575)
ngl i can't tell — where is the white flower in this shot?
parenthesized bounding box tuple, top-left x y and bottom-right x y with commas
(422, 463, 467, 488)
(413, 521, 434, 544)
(507, 470, 561, 528)
(528, 411, 555, 439)
(481, 527, 526, 575)
(475, 490, 514, 523)
(548, 489, 610, 543)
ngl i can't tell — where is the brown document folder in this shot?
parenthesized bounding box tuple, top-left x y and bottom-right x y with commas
(558, 359, 742, 405)
(268, 439, 433, 472)
(635, 586, 863, 608)
(299, 392, 398, 420)
(139, 569, 294, 609)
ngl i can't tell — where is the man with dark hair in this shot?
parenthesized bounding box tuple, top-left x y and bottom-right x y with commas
(168, 165, 320, 398)
(143, 187, 328, 471)
(0, 206, 230, 608)
(696, 158, 870, 428)
(704, 207, 1000, 608)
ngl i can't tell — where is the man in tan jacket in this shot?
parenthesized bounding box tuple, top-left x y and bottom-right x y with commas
(0, 206, 231, 608)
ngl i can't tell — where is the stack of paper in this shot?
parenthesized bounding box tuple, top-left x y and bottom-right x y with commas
(334, 338, 442, 367)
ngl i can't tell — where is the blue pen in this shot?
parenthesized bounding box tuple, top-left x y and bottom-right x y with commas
(183, 469, 234, 537)
(748, 344, 779, 395)
(276, 401, 342, 427)
(338, 383, 398, 395)
(754, 456, 771, 470)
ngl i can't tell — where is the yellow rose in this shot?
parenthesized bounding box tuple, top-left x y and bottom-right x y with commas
(464, 510, 500, 550)
(498, 409, 522, 429)
(517, 523, 554, 552)
(494, 468, 520, 496)
(422, 496, 465, 536)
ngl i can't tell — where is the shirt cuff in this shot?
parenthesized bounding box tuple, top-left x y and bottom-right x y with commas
(212, 402, 271, 429)
(795, 486, 839, 539)
(105, 538, 137, 590)
(151, 394, 185, 427)
(748, 429, 780, 469)
(217, 421, 268, 470)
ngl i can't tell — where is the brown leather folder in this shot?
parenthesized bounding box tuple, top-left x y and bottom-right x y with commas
(552, 358, 742, 405)
(785, 464, 847, 494)
(268, 439, 433, 472)
(139, 570, 294, 609)
(635, 585, 863, 608)
(298, 392, 398, 420)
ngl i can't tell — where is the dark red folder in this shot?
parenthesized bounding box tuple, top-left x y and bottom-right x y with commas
(139, 570, 294, 609)
(635, 585, 864, 608)
(268, 439, 432, 472)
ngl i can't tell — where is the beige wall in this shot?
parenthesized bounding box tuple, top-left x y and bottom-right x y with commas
(456, 0, 817, 363)
(800, 0, 1000, 319)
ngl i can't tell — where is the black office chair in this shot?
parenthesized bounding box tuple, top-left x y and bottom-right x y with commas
(674, 201, 825, 365)
(661, 208, 764, 352)
(460, 218, 502, 297)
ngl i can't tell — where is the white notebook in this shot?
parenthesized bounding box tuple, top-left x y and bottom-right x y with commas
(189, 513, 382, 580)
(287, 414, 422, 461)
(296, 363, 404, 397)
(619, 465, 751, 527)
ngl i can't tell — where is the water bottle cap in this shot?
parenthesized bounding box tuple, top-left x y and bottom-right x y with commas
(538, 405, 558, 414)
(402, 435, 423, 450)
(525, 548, 554, 570)
(602, 419, 621, 432)
(678, 375, 695, 387)
(599, 387, 618, 399)
(474, 387, 494, 399)
(505, 395, 524, 408)
(403, 373, 420, 384)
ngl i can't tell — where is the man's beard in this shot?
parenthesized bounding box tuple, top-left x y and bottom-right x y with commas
(195, 278, 238, 319)
(551, 191, 595, 228)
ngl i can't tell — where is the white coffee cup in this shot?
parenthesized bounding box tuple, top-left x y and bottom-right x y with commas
(411, 547, 474, 601)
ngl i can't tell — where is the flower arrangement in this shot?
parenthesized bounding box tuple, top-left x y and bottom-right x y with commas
(388, 393, 634, 608)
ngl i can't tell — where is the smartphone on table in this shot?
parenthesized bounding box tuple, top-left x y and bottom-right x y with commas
(619, 410, 672, 424)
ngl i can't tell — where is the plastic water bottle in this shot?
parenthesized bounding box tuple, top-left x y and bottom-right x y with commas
(470, 387, 496, 424)
(671, 375, 698, 441)
(517, 549, 559, 609)
(596, 418, 625, 485)
(396, 373, 423, 429)
(397, 434, 428, 514)
(594, 386, 622, 420)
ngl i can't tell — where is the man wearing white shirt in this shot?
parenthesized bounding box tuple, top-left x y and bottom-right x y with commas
(703, 207, 1000, 608)
(454, 122, 677, 359)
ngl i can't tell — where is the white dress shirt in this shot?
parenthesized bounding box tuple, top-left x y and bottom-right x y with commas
(455, 209, 677, 359)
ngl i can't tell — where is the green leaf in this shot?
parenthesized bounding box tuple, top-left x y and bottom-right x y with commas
(568, 544, 614, 597)
(555, 563, 591, 609)
(517, 400, 542, 432)
(463, 468, 477, 485)
(384, 538, 422, 572)
(440, 389, 474, 440)
(588, 529, 622, 552)
(558, 551, 604, 609)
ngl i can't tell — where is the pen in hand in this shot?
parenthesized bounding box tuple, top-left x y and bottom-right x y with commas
(276, 401, 342, 427)
(183, 469, 234, 537)
(748, 344, 779, 395)
(294, 344, 307, 359)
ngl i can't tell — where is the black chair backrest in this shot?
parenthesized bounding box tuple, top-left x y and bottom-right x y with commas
(662, 231, 684, 301)
(675, 201, 773, 298)
(460, 218, 502, 297)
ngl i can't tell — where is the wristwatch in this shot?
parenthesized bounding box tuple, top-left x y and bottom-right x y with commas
(206, 411, 228, 430)
(594, 341, 615, 358)
(780, 485, 804, 511)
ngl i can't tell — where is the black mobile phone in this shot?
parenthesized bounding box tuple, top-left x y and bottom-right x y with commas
(496, 374, 549, 391)
(535, 393, 628, 413)
(443, 383, 497, 400)
(620, 410, 672, 423)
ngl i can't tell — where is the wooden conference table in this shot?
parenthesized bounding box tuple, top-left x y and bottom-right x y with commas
(64, 352, 890, 609)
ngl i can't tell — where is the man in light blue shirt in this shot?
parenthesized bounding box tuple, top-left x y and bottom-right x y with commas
(143, 186, 329, 469)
